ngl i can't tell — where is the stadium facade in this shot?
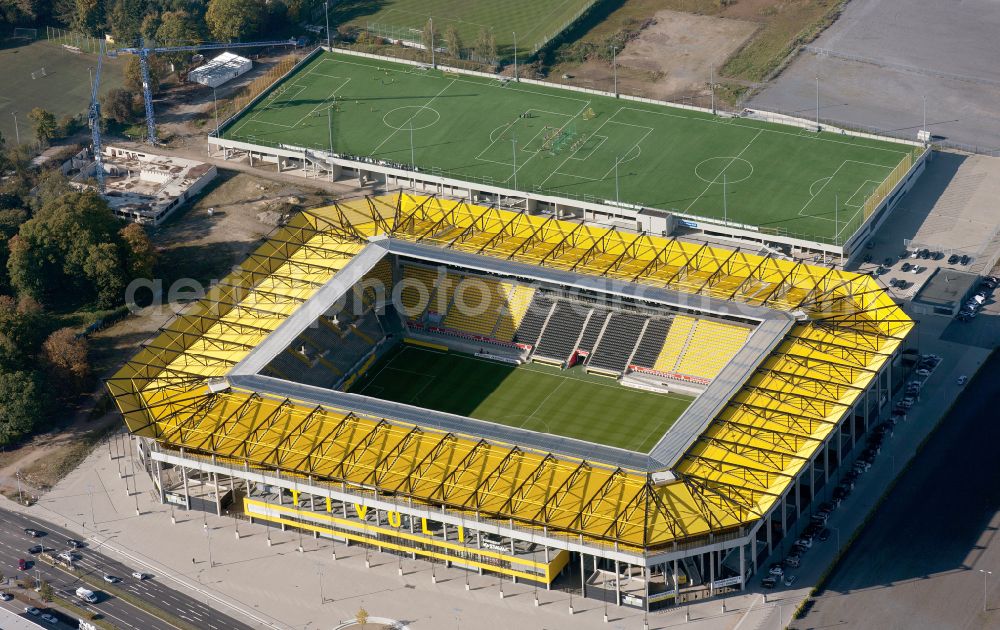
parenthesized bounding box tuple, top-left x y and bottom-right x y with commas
(110, 193, 912, 610)
(207, 46, 928, 261)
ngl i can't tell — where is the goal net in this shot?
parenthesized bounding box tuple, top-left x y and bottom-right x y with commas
(30, 67, 47, 80)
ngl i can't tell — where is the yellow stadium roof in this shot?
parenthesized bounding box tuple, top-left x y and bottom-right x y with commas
(108, 193, 912, 552)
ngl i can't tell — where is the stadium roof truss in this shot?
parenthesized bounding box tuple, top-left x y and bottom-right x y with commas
(108, 193, 912, 553)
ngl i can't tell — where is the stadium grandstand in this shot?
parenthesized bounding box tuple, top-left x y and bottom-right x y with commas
(109, 193, 911, 611)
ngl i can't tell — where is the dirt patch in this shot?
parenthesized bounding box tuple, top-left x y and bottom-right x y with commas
(615, 10, 756, 99)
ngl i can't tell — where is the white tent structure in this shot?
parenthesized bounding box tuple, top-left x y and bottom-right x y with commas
(188, 52, 252, 88)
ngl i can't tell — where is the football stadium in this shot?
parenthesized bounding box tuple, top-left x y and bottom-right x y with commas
(109, 192, 912, 610)
(209, 48, 928, 257)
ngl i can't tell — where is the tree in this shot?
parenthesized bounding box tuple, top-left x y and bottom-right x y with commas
(0, 370, 43, 445)
(72, 0, 104, 36)
(124, 55, 167, 96)
(475, 28, 497, 65)
(8, 191, 126, 307)
(101, 87, 137, 125)
(206, 0, 264, 42)
(156, 11, 199, 68)
(107, 0, 144, 45)
(140, 11, 161, 42)
(119, 222, 156, 279)
(30, 170, 71, 212)
(27, 108, 58, 144)
(42, 328, 90, 395)
(444, 25, 462, 59)
(355, 607, 369, 628)
(39, 579, 53, 602)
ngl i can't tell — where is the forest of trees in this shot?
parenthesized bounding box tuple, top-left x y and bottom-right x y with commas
(0, 133, 156, 445)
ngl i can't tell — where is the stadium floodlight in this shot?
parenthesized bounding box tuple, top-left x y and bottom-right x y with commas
(512, 134, 518, 189)
(325, 1, 331, 49)
(513, 32, 518, 81)
(815, 75, 820, 131)
(611, 46, 618, 97)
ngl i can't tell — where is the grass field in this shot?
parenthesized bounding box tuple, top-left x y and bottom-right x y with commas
(334, 0, 597, 58)
(222, 50, 916, 243)
(351, 345, 693, 452)
(0, 39, 124, 144)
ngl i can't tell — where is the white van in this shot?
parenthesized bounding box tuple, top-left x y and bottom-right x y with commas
(75, 587, 98, 603)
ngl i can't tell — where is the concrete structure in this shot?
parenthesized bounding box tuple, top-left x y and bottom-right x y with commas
(911, 268, 979, 316)
(109, 192, 912, 613)
(189, 52, 252, 88)
(73, 147, 217, 225)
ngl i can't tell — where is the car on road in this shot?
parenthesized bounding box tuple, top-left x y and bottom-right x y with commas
(65, 539, 83, 548)
(17, 559, 27, 571)
(761, 576, 777, 589)
(131, 571, 147, 580)
(783, 574, 797, 587)
(27, 545, 42, 554)
(24, 606, 39, 616)
(103, 575, 121, 584)
(957, 375, 968, 385)
(0, 593, 11, 601)
(57, 551, 75, 563)
(23, 528, 42, 537)
(40, 613, 57, 624)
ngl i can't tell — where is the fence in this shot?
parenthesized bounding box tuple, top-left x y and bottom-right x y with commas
(862, 148, 920, 222)
(45, 26, 102, 54)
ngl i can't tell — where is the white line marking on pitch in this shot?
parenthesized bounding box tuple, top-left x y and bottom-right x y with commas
(683, 129, 763, 213)
(369, 79, 457, 156)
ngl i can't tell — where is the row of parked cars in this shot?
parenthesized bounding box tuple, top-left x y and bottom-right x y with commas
(957, 276, 997, 322)
(759, 356, 934, 591)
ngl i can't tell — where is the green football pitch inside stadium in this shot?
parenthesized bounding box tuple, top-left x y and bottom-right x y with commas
(222, 51, 917, 243)
(351, 345, 694, 453)
(334, 0, 597, 58)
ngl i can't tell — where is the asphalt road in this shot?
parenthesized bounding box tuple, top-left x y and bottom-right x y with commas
(0, 507, 255, 630)
(793, 350, 1000, 629)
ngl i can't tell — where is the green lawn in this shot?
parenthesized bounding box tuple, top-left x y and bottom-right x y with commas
(222, 50, 916, 243)
(0, 39, 124, 144)
(351, 345, 693, 452)
(334, 0, 597, 58)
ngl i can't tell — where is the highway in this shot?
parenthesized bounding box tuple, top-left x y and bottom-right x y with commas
(0, 507, 256, 630)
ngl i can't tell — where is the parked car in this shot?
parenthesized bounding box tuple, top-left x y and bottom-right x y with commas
(960, 254, 971, 265)
(918, 249, 931, 259)
(795, 537, 813, 549)
(915, 369, 931, 378)
(0, 593, 11, 601)
(769, 563, 784, 577)
(761, 576, 778, 589)
(24, 606, 40, 616)
(896, 280, 910, 289)
(40, 613, 58, 624)
(785, 554, 801, 568)
(948, 254, 960, 264)
(901, 263, 912, 272)
(933, 251, 944, 260)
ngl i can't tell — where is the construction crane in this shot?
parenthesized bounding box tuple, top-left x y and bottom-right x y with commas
(88, 40, 106, 192)
(109, 38, 299, 144)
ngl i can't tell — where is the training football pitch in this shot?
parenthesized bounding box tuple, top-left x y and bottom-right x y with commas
(351, 345, 694, 453)
(222, 50, 917, 243)
(334, 0, 597, 58)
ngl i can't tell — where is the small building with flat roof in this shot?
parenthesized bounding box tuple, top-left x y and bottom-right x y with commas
(911, 267, 979, 316)
(188, 52, 252, 88)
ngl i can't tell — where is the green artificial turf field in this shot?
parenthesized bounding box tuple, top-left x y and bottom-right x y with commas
(222, 50, 917, 243)
(333, 0, 597, 59)
(351, 345, 694, 453)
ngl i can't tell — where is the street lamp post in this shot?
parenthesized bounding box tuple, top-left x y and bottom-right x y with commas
(10, 111, 19, 145)
(815, 75, 820, 131)
(611, 46, 618, 96)
(980, 569, 992, 613)
(513, 32, 518, 81)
